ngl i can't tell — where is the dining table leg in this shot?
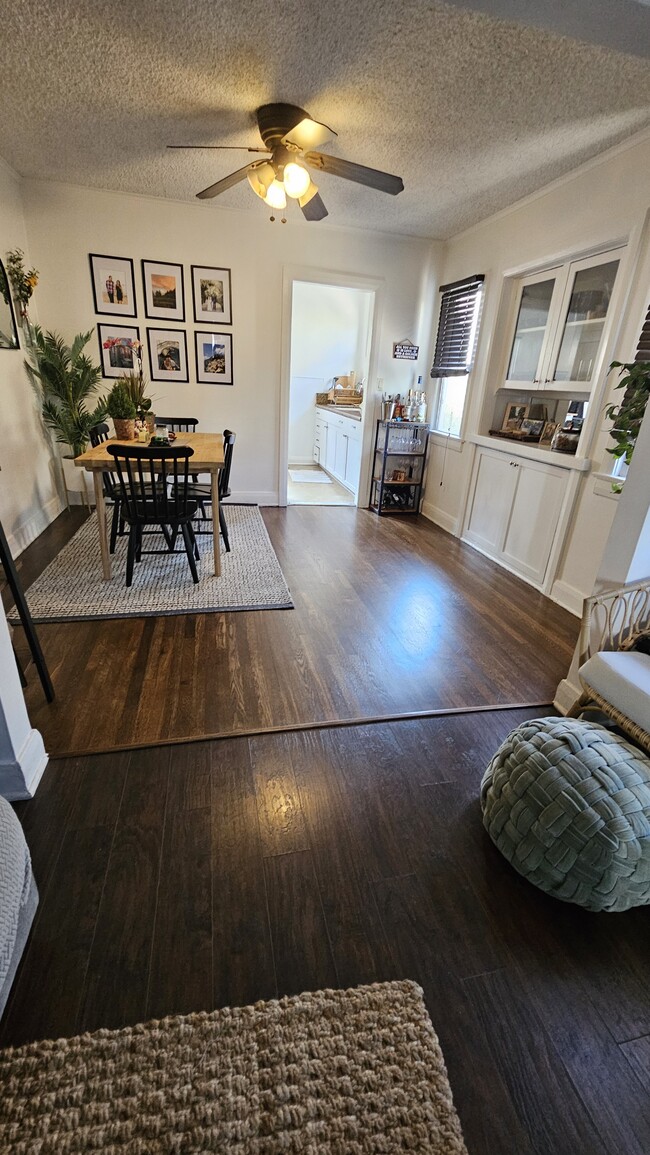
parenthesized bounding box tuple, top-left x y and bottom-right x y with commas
(211, 469, 221, 577)
(92, 471, 112, 581)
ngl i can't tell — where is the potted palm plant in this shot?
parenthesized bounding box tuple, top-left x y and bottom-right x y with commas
(26, 327, 108, 503)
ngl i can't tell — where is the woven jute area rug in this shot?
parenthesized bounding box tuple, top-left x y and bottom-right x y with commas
(0, 981, 467, 1154)
(8, 505, 293, 622)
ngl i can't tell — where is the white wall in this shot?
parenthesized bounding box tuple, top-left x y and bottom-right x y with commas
(421, 132, 650, 614)
(22, 180, 440, 504)
(288, 281, 373, 463)
(0, 162, 63, 555)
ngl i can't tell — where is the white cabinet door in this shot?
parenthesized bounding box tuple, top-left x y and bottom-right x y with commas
(465, 446, 567, 586)
(465, 449, 517, 555)
(505, 270, 562, 390)
(324, 420, 336, 474)
(334, 429, 348, 481)
(344, 434, 362, 490)
(501, 457, 566, 584)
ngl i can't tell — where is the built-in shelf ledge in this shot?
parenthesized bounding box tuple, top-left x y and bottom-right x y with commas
(471, 433, 591, 471)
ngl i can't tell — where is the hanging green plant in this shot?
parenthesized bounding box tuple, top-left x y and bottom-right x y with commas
(605, 360, 650, 469)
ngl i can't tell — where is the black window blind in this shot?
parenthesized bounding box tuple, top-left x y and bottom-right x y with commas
(635, 302, 650, 362)
(430, 274, 485, 379)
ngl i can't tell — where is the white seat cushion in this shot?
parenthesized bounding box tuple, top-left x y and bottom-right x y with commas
(579, 650, 650, 733)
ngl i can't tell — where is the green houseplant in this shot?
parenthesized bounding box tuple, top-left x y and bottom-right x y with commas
(605, 360, 650, 481)
(26, 326, 107, 458)
(107, 380, 137, 440)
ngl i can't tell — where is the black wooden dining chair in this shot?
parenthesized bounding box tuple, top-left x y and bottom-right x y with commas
(186, 429, 236, 552)
(154, 416, 199, 433)
(106, 443, 201, 586)
(90, 421, 123, 554)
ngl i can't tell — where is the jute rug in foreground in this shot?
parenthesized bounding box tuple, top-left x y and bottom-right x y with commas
(9, 505, 293, 622)
(0, 980, 468, 1154)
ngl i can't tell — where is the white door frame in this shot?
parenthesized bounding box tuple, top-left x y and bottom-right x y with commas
(279, 265, 385, 507)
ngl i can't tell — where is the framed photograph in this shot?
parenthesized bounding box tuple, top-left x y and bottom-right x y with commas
(141, 259, 185, 322)
(191, 265, 232, 325)
(147, 328, 189, 383)
(98, 323, 141, 378)
(540, 420, 559, 444)
(520, 418, 544, 440)
(391, 469, 407, 482)
(89, 253, 137, 316)
(501, 402, 529, 431)
(194, 330, 233, 386)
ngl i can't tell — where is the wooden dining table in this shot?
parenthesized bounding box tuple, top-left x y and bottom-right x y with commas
(74, 432, 225, 580)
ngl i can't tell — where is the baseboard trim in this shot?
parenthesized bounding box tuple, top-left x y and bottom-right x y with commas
(550, 580, 584, 618)
(0, 728, 48, 801)
(420, 500, 459, 536)
(7, 495, 65, 557)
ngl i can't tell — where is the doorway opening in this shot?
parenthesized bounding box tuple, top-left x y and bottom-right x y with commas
(287, 279, 375, 506)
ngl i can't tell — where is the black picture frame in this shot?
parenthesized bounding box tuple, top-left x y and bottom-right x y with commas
(194, 329, 233, 386)
(141, 259, 185, 322)
(191, 265, 232, 325)
(147, 327, 189, 383)
(89, 253, 137, 317)
(97, 323, 141, 378)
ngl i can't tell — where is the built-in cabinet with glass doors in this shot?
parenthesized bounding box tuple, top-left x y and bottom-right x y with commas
(505, 253, 620, 392)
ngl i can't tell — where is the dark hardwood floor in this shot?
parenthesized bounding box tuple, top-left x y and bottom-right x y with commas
(9, 506, 579, 756)
(2, 709, 649, 1155)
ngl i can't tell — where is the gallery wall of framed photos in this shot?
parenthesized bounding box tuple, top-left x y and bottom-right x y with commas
(89, 253, 234, 388)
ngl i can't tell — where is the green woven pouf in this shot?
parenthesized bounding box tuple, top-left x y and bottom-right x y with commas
(480, 716, 650, 912)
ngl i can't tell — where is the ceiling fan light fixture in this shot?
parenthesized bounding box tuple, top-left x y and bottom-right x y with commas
(264, 179, 287, 209)
(247, 162, 275, 200)
(283, 161, 311, 199)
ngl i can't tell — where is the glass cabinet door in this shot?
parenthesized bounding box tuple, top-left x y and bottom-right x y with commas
(551, 258, 619, 386)
(506, 276, 557, 385)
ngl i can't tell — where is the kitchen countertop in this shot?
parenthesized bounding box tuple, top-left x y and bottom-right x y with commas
(316, 405, 362, 421)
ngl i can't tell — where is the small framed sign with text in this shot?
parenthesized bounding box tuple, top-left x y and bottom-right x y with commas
(393, 340, 419, 360)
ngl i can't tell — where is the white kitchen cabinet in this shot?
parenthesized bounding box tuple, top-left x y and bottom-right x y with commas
(505, 251, 621, 393)
(464, 445, 567, 586)
(314, 407, 362, 492)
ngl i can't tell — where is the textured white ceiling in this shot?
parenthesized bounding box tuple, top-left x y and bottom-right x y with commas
(0, 0, 649, 238)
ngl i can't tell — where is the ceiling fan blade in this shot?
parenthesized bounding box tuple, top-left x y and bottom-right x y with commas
(168, 145, 269, 152)
(196, 161, 263, 200)
(282, 117, 336, 152)
(300, 190, 328, 221)
(306, 152, 404, 195)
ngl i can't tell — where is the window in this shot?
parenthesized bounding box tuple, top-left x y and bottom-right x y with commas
(430, 274, 484, 437)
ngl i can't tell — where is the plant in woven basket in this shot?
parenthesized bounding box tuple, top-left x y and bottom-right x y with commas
(103, 336, 153, 423)
(107, 381, 137, 420)
(25, 326, 107, 458)
(605, 360, 650, 470)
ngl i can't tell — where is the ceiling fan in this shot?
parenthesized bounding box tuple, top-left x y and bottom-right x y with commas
(168, 103, 404, 222)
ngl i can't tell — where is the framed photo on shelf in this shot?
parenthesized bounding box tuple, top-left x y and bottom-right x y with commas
(540, 421, 559, 444)
(194, 330, 233, 385)
(191, 265, 232, 325)
(520, 418, 544, 439)
(391, 469, 407, 482)
(97, 323, 141, 378)
(501, 402, 529, 431)
(89, 253, 137, 316)
(141, 260, 185, 322)
(147, 328, 189, 383)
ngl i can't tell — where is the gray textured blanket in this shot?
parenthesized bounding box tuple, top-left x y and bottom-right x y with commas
(0, 795, 37, 1017)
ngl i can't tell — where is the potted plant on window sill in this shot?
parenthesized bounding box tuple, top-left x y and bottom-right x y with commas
(26, 326, 108, 506)
(605, 360, 650, 491)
